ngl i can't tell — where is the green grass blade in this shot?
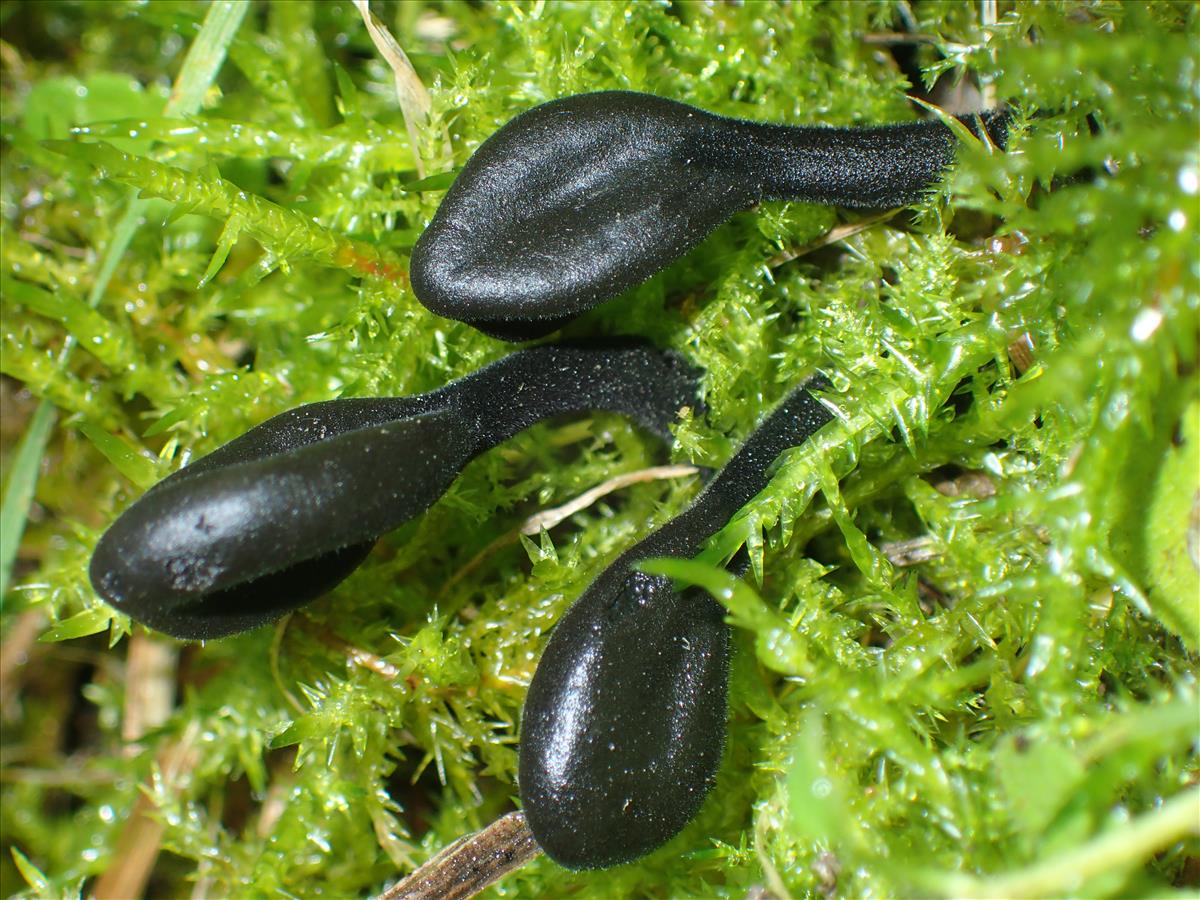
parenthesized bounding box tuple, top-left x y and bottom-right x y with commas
(165, 0, 249, 118)
(0, 402, 56, 601)
(0, 0, 250, 609)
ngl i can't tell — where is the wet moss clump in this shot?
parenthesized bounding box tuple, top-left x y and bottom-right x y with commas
(2, 2, 1196, 897)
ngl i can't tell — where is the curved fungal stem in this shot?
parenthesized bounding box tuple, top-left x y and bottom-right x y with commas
(90, 342, 699, 640)
(410, 91, 1009, 338)
(519, 377, 834, 869)
(726, 110, 1006, 208)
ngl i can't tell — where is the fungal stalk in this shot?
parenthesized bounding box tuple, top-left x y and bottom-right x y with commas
(411, 91, 1008, 339)
(90, 342, 699, 639)
(519, 377, 834, 869)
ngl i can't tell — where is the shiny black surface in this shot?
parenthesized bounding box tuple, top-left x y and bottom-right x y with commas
(411, 91, 1007, 338)
(519, 379, 834, 869)
(90, 342, 699, 640)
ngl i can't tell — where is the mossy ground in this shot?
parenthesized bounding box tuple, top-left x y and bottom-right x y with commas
(2, 1, 1197, 897)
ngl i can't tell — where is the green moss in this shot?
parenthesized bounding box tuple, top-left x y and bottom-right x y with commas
(2, 1, 1197, 897)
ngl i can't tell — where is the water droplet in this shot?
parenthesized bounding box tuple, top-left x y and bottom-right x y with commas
(1131, 307, 1164, 342)
(1025, 634, 1054, 678)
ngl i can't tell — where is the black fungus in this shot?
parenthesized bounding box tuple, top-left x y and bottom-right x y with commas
(411, 91, 1008, 339)
(90, 342, 699, 640)
(519, 378, 834, 869)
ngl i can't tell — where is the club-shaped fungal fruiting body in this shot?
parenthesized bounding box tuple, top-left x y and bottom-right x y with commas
(519, 378, 834, 869)
(90, 342, 699, 640)
(410, 91, 1008, 339)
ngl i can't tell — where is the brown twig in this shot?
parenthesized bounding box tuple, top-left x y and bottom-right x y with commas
(269, 614, 305, 713)
(767, 211, 899, 269)
(880, 535, 941, 567)
(0, 761, 118, 786)
(308, 625, 404, 681)
(92, 723, 201, 900)
(121, 633, 178, 750)
(17, 231, 91, 258)
(375, 811, 542, 900)
(255, 750, 296, 840)
(859, 31, 941, 46)
(0, 608, 46, 721)
(0, 37, 28, 82)
(441, 463, 700, 598)
(1008, 332, 1036, 375)
(519, 463, 699, 537)
(934, 470, 997, 499)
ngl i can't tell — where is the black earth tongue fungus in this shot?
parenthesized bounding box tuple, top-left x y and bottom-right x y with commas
(410, 91, 1009, 340)
(90, 341, 701, 641)
(519, 377, 834, 870)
